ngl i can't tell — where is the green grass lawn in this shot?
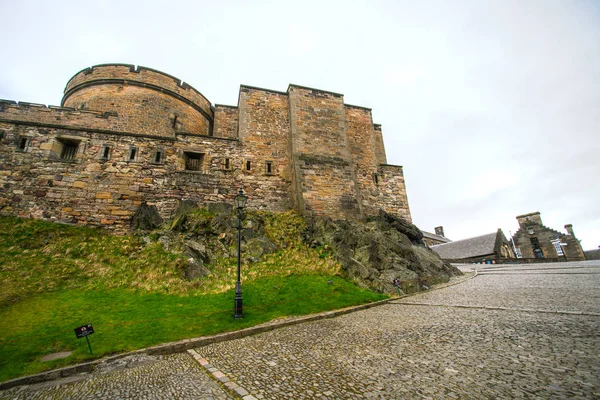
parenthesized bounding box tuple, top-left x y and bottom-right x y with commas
(0, 216, 386, 382)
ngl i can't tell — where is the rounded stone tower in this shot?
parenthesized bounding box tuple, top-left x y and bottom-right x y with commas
(62, 64, 213, 138)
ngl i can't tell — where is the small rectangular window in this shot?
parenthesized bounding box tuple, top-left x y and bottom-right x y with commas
(223, 158, 230, 170)
(184, 152, 204, 171)
(128, 147, 138, 162)
(266, 161, 273, 174)
(373, 173, 379, 184)
(59, 139, 79, 161)
(17, 137, 29, 152)
(150, 149, 164, 164)
(100, 146, 111, 160)
(246, 160, 251, 171)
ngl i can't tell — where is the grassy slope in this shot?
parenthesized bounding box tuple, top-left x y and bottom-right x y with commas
(0, 215, 386, 381)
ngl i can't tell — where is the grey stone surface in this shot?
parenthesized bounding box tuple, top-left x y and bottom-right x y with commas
(195, 261, 600, 399)
(0, 354, 233, 400)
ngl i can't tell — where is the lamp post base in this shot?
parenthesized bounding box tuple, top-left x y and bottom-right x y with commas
(234, 295, 243, 319)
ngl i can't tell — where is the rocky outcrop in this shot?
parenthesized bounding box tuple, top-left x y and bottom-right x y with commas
(131, 202, 163, 230)
(136, 201, 460, 294)
(304, 210, 462, 294)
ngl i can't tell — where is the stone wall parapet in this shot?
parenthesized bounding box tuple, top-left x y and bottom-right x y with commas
(63, 64, 213, 118)
(0, 100, 118, 118)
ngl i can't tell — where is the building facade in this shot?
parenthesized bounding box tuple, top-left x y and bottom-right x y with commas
(0, 64, 411, 231)
(431, 229, 515, 264)
(511, 212, 585, 261)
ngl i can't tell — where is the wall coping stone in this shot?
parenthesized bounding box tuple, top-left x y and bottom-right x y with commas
(344, 103, 372, 111)
(380, 163, 404, 169)
(239, 85, 288, 96)
(287, 84, 343, 98)
(0, 119, 178, 142)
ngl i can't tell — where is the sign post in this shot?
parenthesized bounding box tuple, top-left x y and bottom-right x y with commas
(74, 324, 94, 354)
(393, 278, 403, 297)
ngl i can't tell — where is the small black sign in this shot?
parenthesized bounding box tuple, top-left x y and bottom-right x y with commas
(74, 324, 94, 339)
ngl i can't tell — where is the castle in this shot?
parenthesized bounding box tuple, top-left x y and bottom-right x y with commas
(0, 64, 411, 230)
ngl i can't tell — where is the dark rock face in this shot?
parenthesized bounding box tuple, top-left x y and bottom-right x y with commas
(131, 202, 163, 230)
(145, 201, 280, 280)
(139, 200, 459, 293)
(375, 210, 424, 245)
(304, 213, 462, 294)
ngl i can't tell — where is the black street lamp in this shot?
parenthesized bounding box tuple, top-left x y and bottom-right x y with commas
(234, 188, 248, 319)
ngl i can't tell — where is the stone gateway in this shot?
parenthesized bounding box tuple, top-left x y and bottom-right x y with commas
(0, 64, 411, 230)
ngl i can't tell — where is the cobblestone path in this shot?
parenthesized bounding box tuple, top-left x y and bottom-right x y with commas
(0, 353, 234, 400)
(195, 261, 600, 399)
(2, 261, 599, 399)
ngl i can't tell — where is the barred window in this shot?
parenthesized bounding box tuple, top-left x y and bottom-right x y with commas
(58, 139, 79, 161)
(184, 152, 204, 171)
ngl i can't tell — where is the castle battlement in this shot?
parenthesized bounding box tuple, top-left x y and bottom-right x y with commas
(64, 64, 213, 117)
(1, 99, 117, 117)
(0, 64, 411, 231)
(0, 98, 124, 136)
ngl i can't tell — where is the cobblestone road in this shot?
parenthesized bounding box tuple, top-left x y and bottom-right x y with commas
(0, 354, 234, 400)
(195, 261, 600, 399)
(2, 261, 599, 399)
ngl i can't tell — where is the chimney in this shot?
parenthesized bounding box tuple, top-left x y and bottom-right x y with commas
(565, 224, 575, 237)
(516, 211, 543, 228)
(434, 226, 445, 237)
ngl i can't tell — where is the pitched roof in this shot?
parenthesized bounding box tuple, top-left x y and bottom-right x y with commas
(422, 230, 452, 243)
(431, 232, 498, 259)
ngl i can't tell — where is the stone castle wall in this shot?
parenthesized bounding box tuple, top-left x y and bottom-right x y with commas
(0, 64, 411, 231)
(288, 85, 360, 220)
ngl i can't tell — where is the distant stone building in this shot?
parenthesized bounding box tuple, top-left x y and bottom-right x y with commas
(0, 64, 411, 231)
(431, 229, 515, 263)
(511, 212, 585, 261)
(584, 248, 600, 260)
(422, 226, 451, 247)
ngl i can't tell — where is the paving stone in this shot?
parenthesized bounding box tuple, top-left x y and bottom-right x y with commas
(193, 261, 600, 399)
(0, 353, 233, 400)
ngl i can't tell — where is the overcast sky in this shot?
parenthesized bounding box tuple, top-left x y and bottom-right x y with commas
(1, 0, 598, 250)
